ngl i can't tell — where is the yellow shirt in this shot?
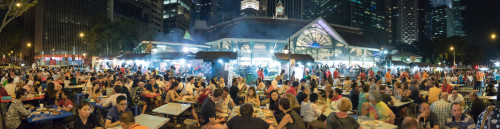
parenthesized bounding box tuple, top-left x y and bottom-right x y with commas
(428, 87, 442, 104)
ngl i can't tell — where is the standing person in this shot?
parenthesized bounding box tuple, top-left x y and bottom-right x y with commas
(333, 68, 340, 79)
(6, 89, 34, 129)
(445, 103, 475, 129)
(276, 98, 306, 129)
(386, 69, 392, 85)
(222, 103, 275, 129)
(201, 89, 226, 129)
(258, 69, 264, 80)
(441, 80, 453, 94)
(359, 70, 366, 81)
(468, 92, 486, 123)
(416, 102, 439, 129)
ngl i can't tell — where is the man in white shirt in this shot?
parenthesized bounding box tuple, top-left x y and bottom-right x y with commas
(182, 77, 195, 95)
(216, 87, 235, 114)
(102, 85, 127, 107)
(125, 77, 133, 92)
(448, 89, 465, 106)
(5, 78, 16, 96)
(300, 93, 326, 128)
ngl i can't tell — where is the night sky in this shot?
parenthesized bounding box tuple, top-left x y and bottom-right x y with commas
(464, 0, 500, 60)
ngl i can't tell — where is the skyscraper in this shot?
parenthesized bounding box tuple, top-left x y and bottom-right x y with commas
(24, 0, 107, 55)
(163, 0, 192, 38)
(397, 0, 419, 44)
(241, 0, 260, 16)
(303, 0, 389, 44)
(267, 0, 303, 20)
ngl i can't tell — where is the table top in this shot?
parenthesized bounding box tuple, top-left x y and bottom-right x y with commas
(1, 95, 44, 103)
(316, 103, 353, 117)
(108, 114, 170, 129)
(420, 91, 429, 95)
(176, 96, 198, 104)
(65, 85, 84, 89)
(228, 106, 278, 127)
(468, 96, 498, 100)
(142, 93, 161, 98)
(153, 103, 191, 116)
(89, 101, 111, 109)
(391, 100, 413, 107)
(439, 83, 465, 87)
(27, 108, 73, 123)
(358, 116, 398, 129)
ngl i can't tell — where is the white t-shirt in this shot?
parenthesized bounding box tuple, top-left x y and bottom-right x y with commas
(448, 94, 464, 104)
(102, 93, 127, 107)
(216, 95, 233, 113)
(182, 83, 194, 95)
(5, 83, 16, 96)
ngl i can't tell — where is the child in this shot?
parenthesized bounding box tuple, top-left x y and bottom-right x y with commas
(57, 92, 73, 112)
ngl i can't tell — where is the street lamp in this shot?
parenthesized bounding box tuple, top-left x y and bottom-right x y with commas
(450, 46, 455, 67)
(491, 34, 496, 39)
(16, 3, 21, 7)
(79, 33, 84, 38)
(27, 43, 31, 47)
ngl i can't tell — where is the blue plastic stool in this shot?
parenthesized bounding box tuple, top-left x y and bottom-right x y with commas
(75, 93, 85, 105)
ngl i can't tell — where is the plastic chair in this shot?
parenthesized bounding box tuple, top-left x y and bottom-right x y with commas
(183, 119, 198, 129)
(75, 93, 85, 105)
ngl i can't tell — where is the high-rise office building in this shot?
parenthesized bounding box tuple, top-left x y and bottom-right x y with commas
(163, 0, 192, 38)
(267, 0, 303, 20)
(427, 0, 465, 40)
(303, 0, 389, 44)
(397, 0, 419, 44)
(23, 0, 160, 60)
(24, 0, 107, 55)
(241, 0, 260, 16)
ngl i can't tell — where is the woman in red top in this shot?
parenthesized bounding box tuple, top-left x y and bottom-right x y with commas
(359, 70, 366, 81)
(441, 80, 453, 94)
(330, 88, 343, 101)
(57, 91, 73, 112)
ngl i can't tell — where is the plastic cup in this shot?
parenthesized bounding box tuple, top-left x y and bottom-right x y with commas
(40, 104, 44, 109)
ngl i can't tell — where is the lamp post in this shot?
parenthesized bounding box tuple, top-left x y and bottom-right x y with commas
(491, 34, 496, 40)
(450, 46, 455, 67)
(284, 39, 291, 80)
(27, 43, 31, 64)
(79, 32, 84, 68)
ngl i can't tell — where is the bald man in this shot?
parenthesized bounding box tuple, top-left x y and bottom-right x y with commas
(430, 93, 451, 129)
(119, 112, 149, 129)
(402, 117, 419, 129)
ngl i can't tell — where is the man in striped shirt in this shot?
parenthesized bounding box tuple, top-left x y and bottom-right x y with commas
(430, 92, 451, 129)
(445, 102, 475, 129)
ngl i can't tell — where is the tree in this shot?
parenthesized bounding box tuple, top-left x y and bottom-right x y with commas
(87, 17, 145, 56)
(0, 21, 22, 55)
(0, 0, 37, 34)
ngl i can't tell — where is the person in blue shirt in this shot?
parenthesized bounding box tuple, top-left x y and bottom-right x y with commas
(105, 95, 130, 128)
